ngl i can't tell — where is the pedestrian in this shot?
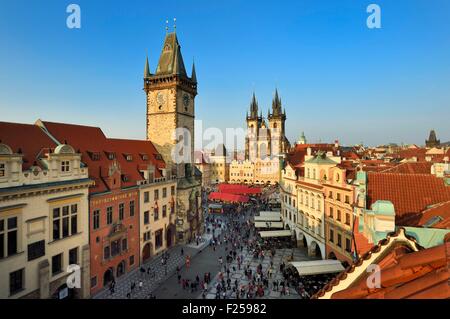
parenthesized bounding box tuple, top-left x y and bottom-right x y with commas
(139, 280, 143, 290)
(181, 248, 184, 256)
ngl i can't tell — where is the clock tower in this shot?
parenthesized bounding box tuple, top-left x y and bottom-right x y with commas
(144, 29, 202, 243)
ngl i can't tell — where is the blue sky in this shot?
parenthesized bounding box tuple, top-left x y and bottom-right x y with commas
(0, 0, 449, 149)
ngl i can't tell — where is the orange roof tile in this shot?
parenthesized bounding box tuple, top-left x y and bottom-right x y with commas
(366, 172, 450, 223)
(0, 121, 57, 169)
(381, 162, 433, 174)
(40, 121, 166, 194)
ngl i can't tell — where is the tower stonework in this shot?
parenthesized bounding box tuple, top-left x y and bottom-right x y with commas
(144, 31, 202, 243)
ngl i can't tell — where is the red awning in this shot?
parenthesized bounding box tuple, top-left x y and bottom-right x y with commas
(208, 192, 249, 203)
(218, 184, 262, 195)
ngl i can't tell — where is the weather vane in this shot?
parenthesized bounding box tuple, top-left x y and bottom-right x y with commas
(174, 17, 177, 30)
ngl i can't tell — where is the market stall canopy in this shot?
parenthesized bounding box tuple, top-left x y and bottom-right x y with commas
(259, 230, 292, 238)
(254, 216, 281, 222)
(258, 211, 281, 218)
(254, 221, 284, 229)
(289, 260, 345, 276)
(209, 192, 249, 203)
(218, 184, 262, 195)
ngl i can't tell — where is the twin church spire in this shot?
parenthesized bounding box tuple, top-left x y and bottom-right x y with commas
(247, 89, 286, 121)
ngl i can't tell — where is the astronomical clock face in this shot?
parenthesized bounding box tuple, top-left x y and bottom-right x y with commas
(183, 93, 190, 111)
(156, 92, 166, 110)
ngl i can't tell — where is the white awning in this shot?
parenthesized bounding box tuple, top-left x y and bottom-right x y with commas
(254, 221, 284, 229)
(258, 211, 281, 218)
(259, 230, 292, 238)
(289, 260, 345, 276)
(254, 216, 281, 222)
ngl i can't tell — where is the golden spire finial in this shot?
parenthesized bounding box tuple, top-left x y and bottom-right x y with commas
(174, 17, 177, 31)
(165, 19, 169, 33)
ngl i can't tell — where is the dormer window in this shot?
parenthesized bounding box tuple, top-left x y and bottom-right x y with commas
(0, 163, 5, 177)
(106, 152, 116, 160)
(141, 154, 149, 161)
(88, 152, 100, 161)
(122, 175, 129, 182)
(154, 154, 163, 161)
(125, 154, 133, 162)
(61, 161, 70, 172)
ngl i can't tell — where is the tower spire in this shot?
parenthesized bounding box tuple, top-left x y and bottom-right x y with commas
(144, 55, 151, 78)
(191, 59, 197, 83)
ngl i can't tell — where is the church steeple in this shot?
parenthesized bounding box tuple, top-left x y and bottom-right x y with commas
(248, 92, 259, 119)
(272, 88, 282, 116)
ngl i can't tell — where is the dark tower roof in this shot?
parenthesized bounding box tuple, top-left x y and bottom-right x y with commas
(271, 89, 282, 116)
(248, 92, 259, 119)
(426, 129, 440, 148)
(155, 32, 187, 77)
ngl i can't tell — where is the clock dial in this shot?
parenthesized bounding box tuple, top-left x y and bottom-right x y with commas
(183, 94, 190, 109)
(157, 92, 166, 107)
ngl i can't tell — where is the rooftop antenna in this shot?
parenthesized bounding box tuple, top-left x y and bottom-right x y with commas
(165, 19, 169, 33)
(174, 17, 177, 31)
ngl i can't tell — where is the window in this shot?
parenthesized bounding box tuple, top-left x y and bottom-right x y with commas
(52, 205, 77, 241)
(329, 207, 334, 218)
(119, 203, 124, 221)
(154, 207, 159, 221)
(52, 253, 63, 275)
(345, 195, 350, 204)
(126, 155, 133, 161)
(336, 193, 341, 201)
(104, 246, 110, 259)
(61, 161, 70, 172)
(154, 189, 159, 200)
(337, 234, 342, 247)
(1, 217, 18, 258)
(28, 240, 45, 261)
(69, 247, 78, 265)
(93, 210, 100, 230)
(171, 186, 175, 196)
(71, 204, 78, 235)
(144, 192, 149, 203)
(122, 238, 127, 251)
(155, 230, 163, 249)
(144, 231, 151, 242)
(129, 201, 135, 217)
(111, 240, 120, 257)
(162, 205, 167, 218)
(0, 163, 5, 177)
(345, 213, 351, 225)
(337, 210, 342, 221)
(144, 211, 150, 225)
(9, 269, 24, 295)
(91, 276, 97, 288)
(162, 188, 167, 198)
(106, 207, 113, 225)
(328, 191, 333, 199)
(329, 229, 334, 243)
(129, 255, 135, 266)
(345, 238, 352, 253)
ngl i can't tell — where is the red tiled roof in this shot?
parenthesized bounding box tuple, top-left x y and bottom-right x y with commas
(330, 240, 450, 299)
(416, 201, 450, 229)
(366, 172, 450, 223)
(286, 144, 337, 170)
(0, 121, 57, 169)
(381, 162, 433, 174)
(40, 121, 166, 194)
